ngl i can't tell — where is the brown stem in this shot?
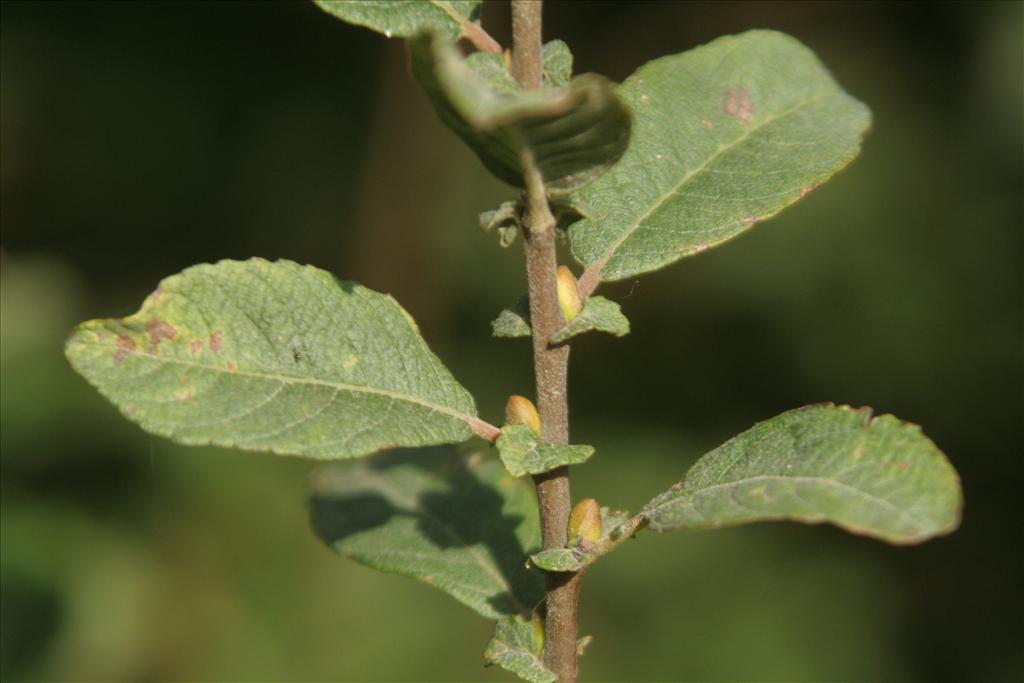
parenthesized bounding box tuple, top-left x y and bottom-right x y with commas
(429, 0, 502, 53)
(511, 2, 581, 681)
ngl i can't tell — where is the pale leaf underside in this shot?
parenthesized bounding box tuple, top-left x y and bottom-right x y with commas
(410, 32, 630, 196)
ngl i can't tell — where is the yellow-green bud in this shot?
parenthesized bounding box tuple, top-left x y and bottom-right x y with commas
(556, 266, 582, 322)
(505, 395, 541, 435)
(531, 610, 545, 655)
(568, 498, 602, 545)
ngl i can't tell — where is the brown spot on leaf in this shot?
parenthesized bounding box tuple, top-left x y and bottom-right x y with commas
(189, 339, 203, 355)
(146, 320, 177, 347)
(742, 215, 758, 226)
(889, 460, 912, 471)
(147, 287, 163, 302)
(702, 117, 715, 130)
(226, 361, 238, 372)
(114, 335, 136, 363)
(172, 389, 194, 401)
(724, 89, 755, 123)
(210, 330, 224, 352)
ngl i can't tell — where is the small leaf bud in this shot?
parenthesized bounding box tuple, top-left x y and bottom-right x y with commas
(505, 395, 541, 435)
(556, 266, 582, 322)
(568, 498, 602, 545)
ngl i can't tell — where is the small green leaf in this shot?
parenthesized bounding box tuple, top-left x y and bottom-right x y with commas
(314, 0, 481, 40)
(530, 507, 645, 572)
(569, 30, 871, 282)
(484, 615, 556, 683)
(64, 259, 489, 460)
(642, 405, 962, 544)
(491, 297, 532, 339)
(495, 425, 595, 477)
(493, 295, 628, 342)
(410, 32, 631, 196)
(530, 546, 590, 572)
(542, 40, 573, 87)
(550, 296, 630, 344)
(311, 447, 543, 619)
(479, 200, 519, 233)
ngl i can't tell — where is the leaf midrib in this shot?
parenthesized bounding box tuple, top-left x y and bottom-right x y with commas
(646, 473, 930, 532)
(77, 339, 481, 430)
(584, 92, 828, 280)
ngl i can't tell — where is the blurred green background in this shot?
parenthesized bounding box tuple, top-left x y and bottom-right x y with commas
(2, 1, 1021, 681)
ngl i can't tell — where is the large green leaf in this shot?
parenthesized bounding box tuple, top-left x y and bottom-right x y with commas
(64, 259, 492, 460)
(410, 32, 631, 196)
(314, 0, 481, 40)
(642, 405, 962, 544)
(311, 447, 544, 619)
(569, 30, 871, 283)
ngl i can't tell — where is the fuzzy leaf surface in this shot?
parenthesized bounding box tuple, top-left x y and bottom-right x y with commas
(484, 615, 555, 683)
(542, 40, 573, 87)
(64, 259, 485, 460)
(311, 448, 543, 619)
(551, 296, 630, 343)
(496, 425, 595, 477)
(314, 0, 480, 40)
(492, 295, 628, 342)
(492, 309, 532, 338)
(570, 30, 871, 282)
(531, 507, 644, 572)
(410, 32, 631, 196)
(643, 405, 962, 544)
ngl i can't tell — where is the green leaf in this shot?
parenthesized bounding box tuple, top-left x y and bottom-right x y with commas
(530, 547, 589, 572)
(542, 40, 573, 87)
(410, 32, 631, 196)
(311, 447, 544, 619)
(642, 405, 962, 544)
(530, 507, 645, 572)
(484, 615, 555, 683)
(495, 425, 595, 477)
(569, 30, 871, 282)
(465, 51, 519, 94)
(550, 296, 630, 344)
(493, 295, 628, 343)
(64, 258, 490, 460)
(491, 296, 531, 339)
(314, 0, 481, 40)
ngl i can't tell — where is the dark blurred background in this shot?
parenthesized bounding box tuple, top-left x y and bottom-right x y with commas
(2, 1, 1021, 681)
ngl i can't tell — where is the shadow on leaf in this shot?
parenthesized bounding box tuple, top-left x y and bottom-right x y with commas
(309, 447, 543, 618)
